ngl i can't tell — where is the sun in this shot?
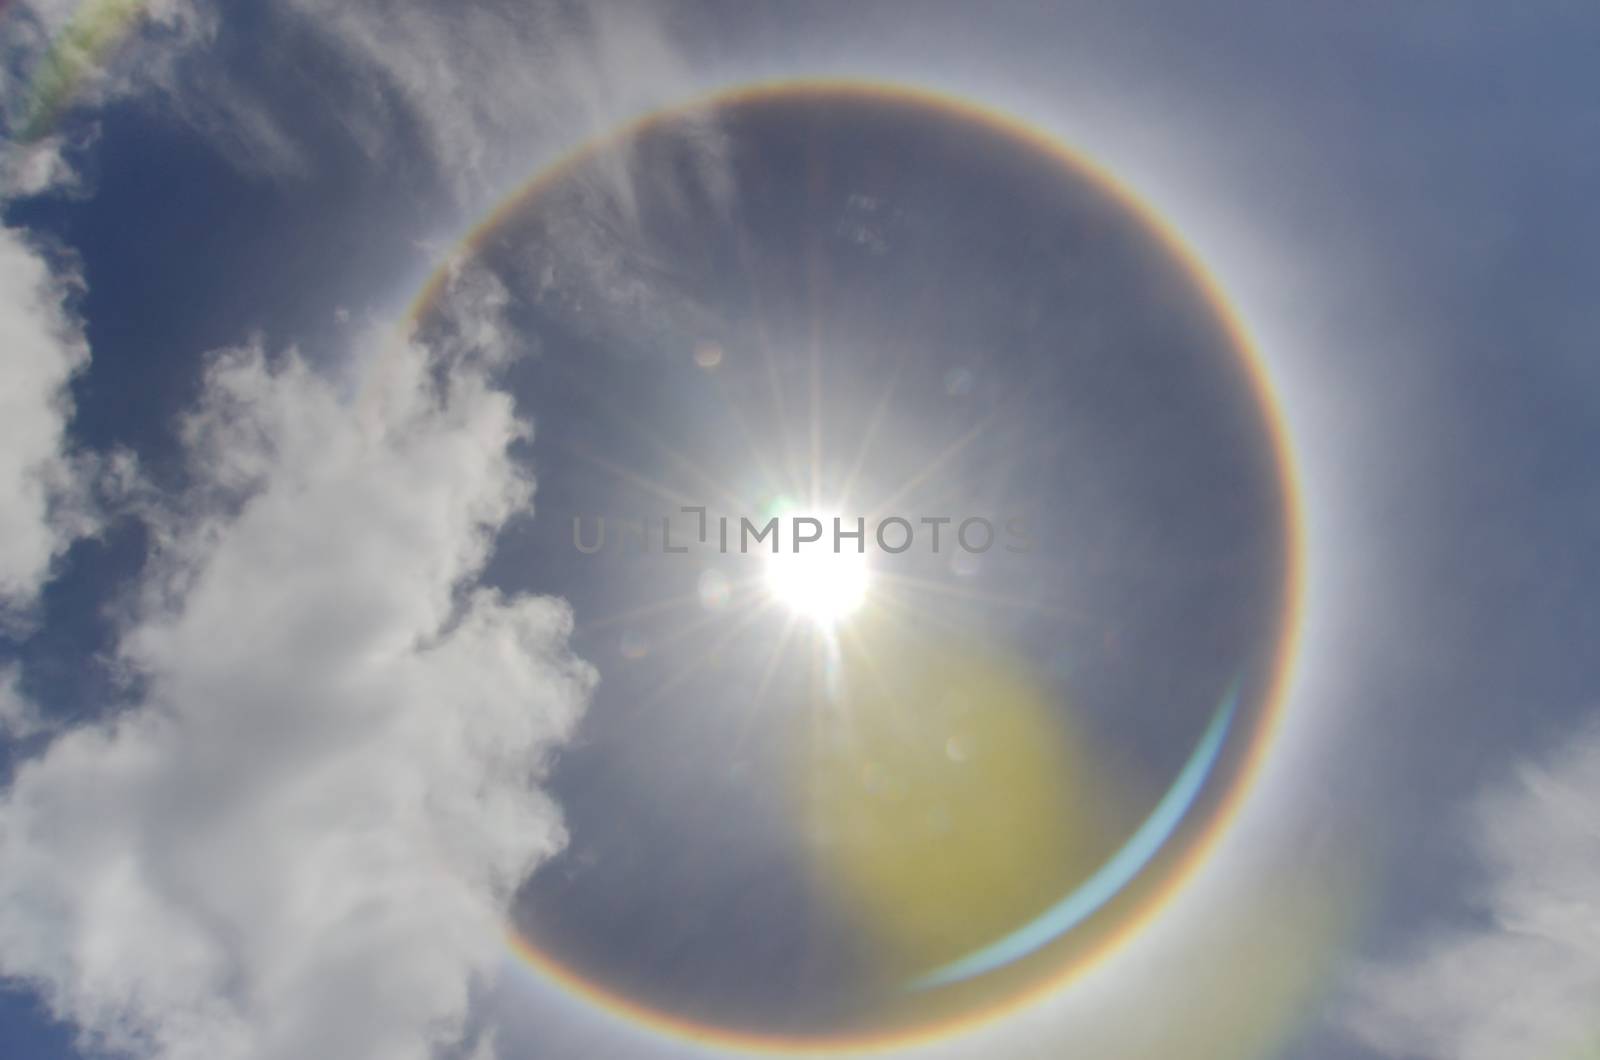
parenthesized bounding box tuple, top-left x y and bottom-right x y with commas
(762, 513, 871, 626)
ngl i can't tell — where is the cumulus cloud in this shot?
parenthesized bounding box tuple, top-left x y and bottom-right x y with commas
(0, 269, 596, 1059)
(0, 224, 89, 614)
(0, 7, 677, 1056)
(1345, 719, 1600, 1059)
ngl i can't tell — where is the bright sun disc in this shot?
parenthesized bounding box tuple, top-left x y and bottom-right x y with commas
(762, 517, 870, 625)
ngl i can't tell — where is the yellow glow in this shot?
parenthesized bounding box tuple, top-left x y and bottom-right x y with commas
(761, 514, 871, 626)
(796, 634, 1123, 981)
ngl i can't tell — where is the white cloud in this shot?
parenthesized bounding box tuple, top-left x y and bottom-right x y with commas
(3, 0, 215, 126)
(0, 224, 89, 614)
(6, 1, 729, 207)
(0, 8, 679, 1056)
(0, 270, 596, 1059)
(279, 0, 722, 201)
(4, 1, 310, 182)
(0, 135, 84, 199)
(1346, 719, 1600, 1059)
(0, 664, 47, 738)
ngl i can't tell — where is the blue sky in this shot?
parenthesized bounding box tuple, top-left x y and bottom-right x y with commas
(2, 3, 1598, 1059)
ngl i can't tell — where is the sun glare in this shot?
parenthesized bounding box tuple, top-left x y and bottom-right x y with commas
(762, 514, 871, 626)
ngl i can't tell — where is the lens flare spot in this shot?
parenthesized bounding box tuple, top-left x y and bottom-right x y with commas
(793, 634, 1129, 979)
(698, 568, 732, 610)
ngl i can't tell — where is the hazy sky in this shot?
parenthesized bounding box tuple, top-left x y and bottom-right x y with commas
(2, 3, 1598, 1059)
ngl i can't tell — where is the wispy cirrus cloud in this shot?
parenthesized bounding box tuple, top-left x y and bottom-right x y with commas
(1344, 717, 1600, 1060)
(278, 0, 723, 200)
(2, 0, 313, 182)
(5, 0, 727, 203)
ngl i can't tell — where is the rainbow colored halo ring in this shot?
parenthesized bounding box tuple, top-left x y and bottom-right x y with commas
(405, 79, 1305, 1054)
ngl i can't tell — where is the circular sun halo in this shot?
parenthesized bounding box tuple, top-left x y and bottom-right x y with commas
(762, 522, 870, 627)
